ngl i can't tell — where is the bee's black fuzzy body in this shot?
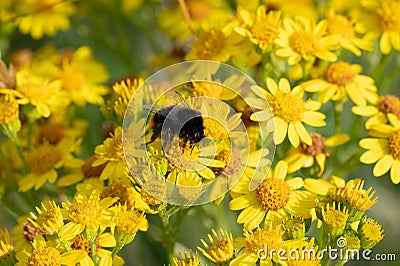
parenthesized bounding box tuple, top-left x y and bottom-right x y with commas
(149, 105, 205, 148)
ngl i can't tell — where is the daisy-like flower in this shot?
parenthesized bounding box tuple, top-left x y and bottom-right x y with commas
(301, 61, 379, 106)
(325, 9, 373, 56)
(285, 237, 322, 265)
(352, 95, 400, 129)
(322, 202, 349, 238)
(359, 113, 400, 184)
(185, 24, 243, 62)
(28, 201, 63, 235)
(230, 222, 288, 265)
(285, 133, 350, 176)
(9, 67, 64, 118)
(173, 249, 200, 266)
(14, 0, 76, 39)
(0, 228, 13, 262)
(197, 228, 234, 264)
(102, 78, 144, 124)
(15, 235, 86, 266)
(275, 17, 339, 65)
(93, 126, 130, 184)
(59, 190, 118, 241)
(358, 217, 384, 248)
(18, 138, 82, 192)
(0, 94, 19, 125)
(250, 78, 326, 147)
(113, 204, 148, 244)
(356, 0, 400, 54)
(229, 161, 316, 230)
(235, 6, 281, 50)
(58, 46, 109, 106)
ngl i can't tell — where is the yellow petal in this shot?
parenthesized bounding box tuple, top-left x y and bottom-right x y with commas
(295, 122, 312, 145)
(288, 123, 299, 147)
(380, 31, 391, 54)
(360, 149, 385, 164)
(229, 193, 257, 210)
(274, 117, 288, 145)
(390, 160, 400, 184)
(373, 154, 393, 176)
(325, 134, 350, 147)
(287, 177, 303, 189)
(274, 160, 288, 180)
(279, 78, 291, 93)
(304, 178, 333, 195)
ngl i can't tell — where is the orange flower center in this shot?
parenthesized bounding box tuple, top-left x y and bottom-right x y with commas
(377, 0, 400, 32)
(27, 144, 61, 174)
(256, 178, 291, 211)
(192, 29, 225, 59)
(271, 90, 306, 123)
(389, 130, 400, 160)
(323, 62, 356, 86)
(289, 31, 318, 56)
(380, 95, 400, 119)
(59, 64, 86, 92)
(68, 201, 100, 225)
(251, 21, 279, 47)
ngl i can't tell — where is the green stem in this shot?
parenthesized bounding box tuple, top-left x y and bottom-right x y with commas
(371, 52, 393, 83)
(89, 237, 99, 266)
(0, 196, 25, 217)
(158, 206, 190, 264)
(111, 242, 124, 259)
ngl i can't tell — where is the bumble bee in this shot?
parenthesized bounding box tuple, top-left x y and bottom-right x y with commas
(147, 91, 205, 148)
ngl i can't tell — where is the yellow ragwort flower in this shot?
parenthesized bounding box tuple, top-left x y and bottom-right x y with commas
(230, 222, 284, 265)
(322, 202, 349, 238)
(235, 6, 281, 50)
(0, 94, 19, 124)
(173, 249, 200, 266)
(0, 228, 13, 261)
(353, 95, 400, 129)
(356, 0, 400, 54)
(14, 67, 63, 118)
(250, 78, 326, 147)
(358, 217, 384, 248)
(14, 0, 76, 39)
(15, 235, 86, 266)
(113, 204, 148, 244)
(185, 24, 242, 62)
(18, 138, 82, 192)
(58, 46, 109, 106)
(275, 17, 339, 65)
(198, 228, 234, 264)
(285, 133, 350, 176)
(360, 113, 400, 184)
(325, 9, 373, 56)
(301, 62, 379, 106)
(285, 237, 322, 266)
(229, 161, 316, 230)
(28, 201, 63, 235)
(93, 126, 130, 183)
(59, 191, 118, 240)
